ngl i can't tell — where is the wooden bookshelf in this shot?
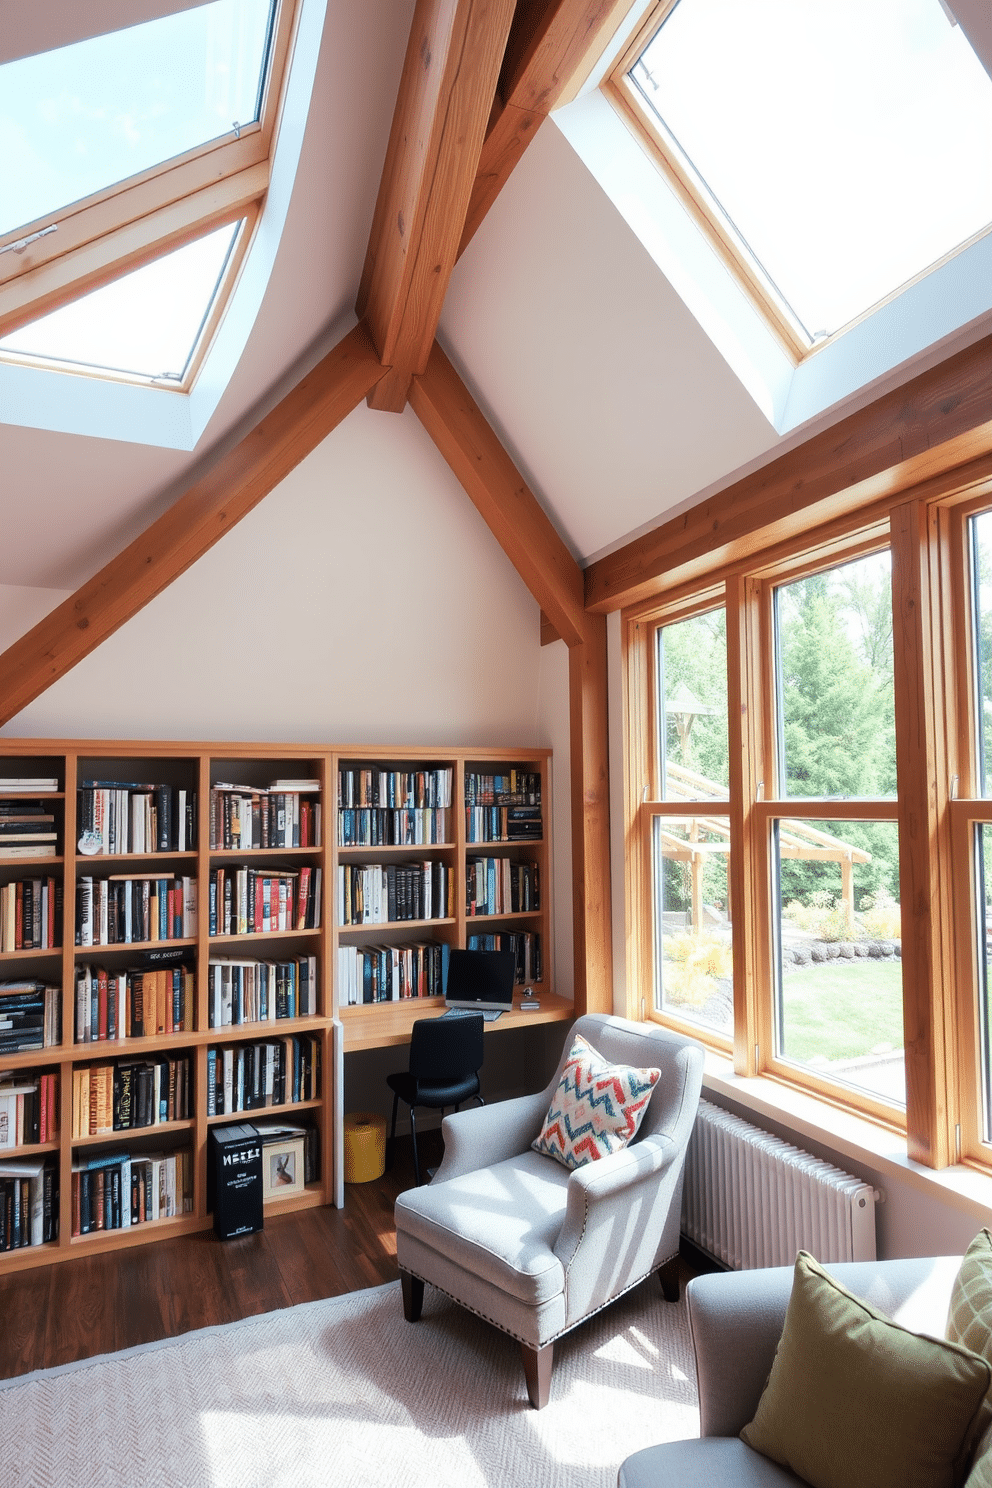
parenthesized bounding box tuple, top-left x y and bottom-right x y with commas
(0, 739, 564, 1270)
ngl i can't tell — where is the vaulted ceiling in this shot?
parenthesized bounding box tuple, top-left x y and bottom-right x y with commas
(3, 0, 992, 593)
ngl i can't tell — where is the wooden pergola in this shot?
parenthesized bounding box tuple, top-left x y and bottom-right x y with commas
(659, 762, 870, 934)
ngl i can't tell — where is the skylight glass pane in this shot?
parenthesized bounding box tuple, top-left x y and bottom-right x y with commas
(0, 222, 241, 381)
(0, 0, 274, 238)
(630, 0, 992, 339)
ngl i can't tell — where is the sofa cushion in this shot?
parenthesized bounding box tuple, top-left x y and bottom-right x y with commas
(619, 1436, 806, 1488)
(394, 1149, 569, 1307)
(531, 1032, 660, 1170)
(741, 1251, 991, 1488)
(947, 1231, 992, 1488)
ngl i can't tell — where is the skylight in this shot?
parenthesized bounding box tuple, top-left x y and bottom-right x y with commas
(0, 0, 275, 240)
(0, 223, 243, 383)
(624, 0, 992, 344)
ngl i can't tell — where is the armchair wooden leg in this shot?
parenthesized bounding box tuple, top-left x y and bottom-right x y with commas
(658, 1256, 680, 1303)
(401, 1271, 424, 1323)
(521, 1341, 553, 1409)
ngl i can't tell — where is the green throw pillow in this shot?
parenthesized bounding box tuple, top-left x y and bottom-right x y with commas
(947, 1231, 992, 1488)
(740, 1251, 991, 1488)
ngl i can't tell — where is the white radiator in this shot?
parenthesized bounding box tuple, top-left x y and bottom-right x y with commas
(681, 1099, 877, 1269)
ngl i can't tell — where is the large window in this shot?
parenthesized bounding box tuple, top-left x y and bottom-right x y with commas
(609, 0, 992, 352)
(626, 495, 992, 1168)
(0, 0, 298, 386)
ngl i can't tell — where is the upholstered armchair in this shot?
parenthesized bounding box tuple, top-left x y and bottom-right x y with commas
(394, 1013, 705, 1408)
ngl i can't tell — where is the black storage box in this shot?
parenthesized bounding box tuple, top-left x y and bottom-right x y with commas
(208, 1122, 263, 1239)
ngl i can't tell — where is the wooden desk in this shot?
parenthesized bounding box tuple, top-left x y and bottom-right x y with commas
(340, 992, 574, 1051)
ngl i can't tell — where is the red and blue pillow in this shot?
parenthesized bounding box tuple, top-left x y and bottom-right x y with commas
(532, 1033, 661, 1170)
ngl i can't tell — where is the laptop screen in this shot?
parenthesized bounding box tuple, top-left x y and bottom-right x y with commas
(444, 948, 516, 1012)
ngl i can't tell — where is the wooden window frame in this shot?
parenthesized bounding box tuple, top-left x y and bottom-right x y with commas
(622, 495, 992, 1169)
(0, 0, 299, 383)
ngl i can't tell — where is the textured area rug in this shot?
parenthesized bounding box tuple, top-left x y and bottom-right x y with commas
(0, 1277, 698, 1488)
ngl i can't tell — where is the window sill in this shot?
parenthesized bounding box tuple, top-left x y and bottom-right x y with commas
(701, 1051, 992, 1235)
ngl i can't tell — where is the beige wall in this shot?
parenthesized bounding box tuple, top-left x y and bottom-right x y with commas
(0, 401, 575, 1109)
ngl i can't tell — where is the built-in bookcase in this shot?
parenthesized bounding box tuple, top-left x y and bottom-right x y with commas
(0, 740, 557, 1271)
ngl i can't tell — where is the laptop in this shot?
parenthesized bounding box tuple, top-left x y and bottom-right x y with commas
(442, 948, 516, 1022)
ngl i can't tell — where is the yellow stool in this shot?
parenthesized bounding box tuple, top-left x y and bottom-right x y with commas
(343, 1111, 387, 1183)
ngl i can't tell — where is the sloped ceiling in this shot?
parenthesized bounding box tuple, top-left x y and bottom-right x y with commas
(2, 0, 992, 589)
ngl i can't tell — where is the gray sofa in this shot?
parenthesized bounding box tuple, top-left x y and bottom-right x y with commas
(619, 1255, 969, 1488)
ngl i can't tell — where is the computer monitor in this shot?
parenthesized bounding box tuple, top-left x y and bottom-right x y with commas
(444, 948, 516, 1014)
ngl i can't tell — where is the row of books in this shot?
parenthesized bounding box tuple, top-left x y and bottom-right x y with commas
(208, 866, 321, 937)
(464, 770, 541, 807)
(466, 858, 540, 916)
(465, 805, 542, 843)
(467, 931, 543, 985)
(0, 1155, 57, 1249)
(208, 786, 321, 851)
(75, 960, 195, 1044)
(207, 955, 318, 1027)
(337, 806, 451, 847)
(337, 861, 453, 925)
(77, 782, 196, 855)
(338, 767, 453, 811)
(71, 1055, 192, 1138)
(0, 982, 61, 1052)
(0, 876, 61, 952)
(206, 1034, 321, 1114)
(71, 1148, 192, 1236)
(337, 940, 445, 1005)
(0, 1070, 59, 1147)
(75, 875, 198, 946)
(0, 800, 58, 859)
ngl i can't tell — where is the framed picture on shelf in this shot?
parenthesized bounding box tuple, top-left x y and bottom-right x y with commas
(261, 1133, 306, 1201)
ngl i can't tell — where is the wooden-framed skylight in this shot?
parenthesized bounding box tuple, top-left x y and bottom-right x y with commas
(0, 0, 298, 380)
(607, 0, 992, 358)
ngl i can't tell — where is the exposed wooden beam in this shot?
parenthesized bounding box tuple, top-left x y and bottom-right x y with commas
(459, 0, 633, 257)
(409, 340, 585, 645)
(569, 610, 614, 1015)
(585, 334, 992, 613)
(540, 610, 561, 645)
(0, 323, 386, 727)
(356, 0, 516, 413)
(410, 338, 612, 1015)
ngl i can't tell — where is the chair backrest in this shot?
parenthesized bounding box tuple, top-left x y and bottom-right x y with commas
(542, 1013, 704, 1152)
(409, 1014, 485, 1083)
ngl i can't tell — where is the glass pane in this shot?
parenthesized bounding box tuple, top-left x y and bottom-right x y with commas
(653, 815, 733, 1037)
(775, 818, 903, 1106)
(656, 608, 728, 798)
(0, 222, 241, 381)
(0, 0, 274, 237)
(972, 512, 992, 796)
(630, 0, 992, 339)
(776, 552, 895, 798)
(977, 824, 992, 1143)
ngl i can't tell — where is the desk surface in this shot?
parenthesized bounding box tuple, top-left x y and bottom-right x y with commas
(340, 992, 574, 1051)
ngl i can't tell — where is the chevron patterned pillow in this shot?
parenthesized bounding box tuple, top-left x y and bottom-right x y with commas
(531, 1033, 661, 1170)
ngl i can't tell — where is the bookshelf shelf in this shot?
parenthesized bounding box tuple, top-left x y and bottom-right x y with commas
(71, 1118, 195, 1147)
(208, 929, 321, 947)
(0, 738, 559, 1269)
(466, 910, 543, 923)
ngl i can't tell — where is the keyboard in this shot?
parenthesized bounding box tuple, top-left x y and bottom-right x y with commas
(441, 1007, 504, 1022)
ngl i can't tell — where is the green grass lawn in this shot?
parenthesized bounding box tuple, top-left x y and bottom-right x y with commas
(780, 957, 903, 1063)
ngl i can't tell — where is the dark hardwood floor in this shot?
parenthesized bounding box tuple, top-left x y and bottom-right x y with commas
(0, 1130, 441, 1382)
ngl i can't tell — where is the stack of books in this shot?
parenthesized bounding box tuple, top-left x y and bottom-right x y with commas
(0, 981, 61, 1051)
(77, 782, 196, 854)
(0, 800, 58, 860)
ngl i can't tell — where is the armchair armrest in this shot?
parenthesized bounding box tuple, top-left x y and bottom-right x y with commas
(554, 1133, 686, 1325)
(431, 1090, 550, 1183)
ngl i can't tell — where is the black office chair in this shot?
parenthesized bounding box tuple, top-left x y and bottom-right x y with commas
(386, 1015, 485, 1186)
